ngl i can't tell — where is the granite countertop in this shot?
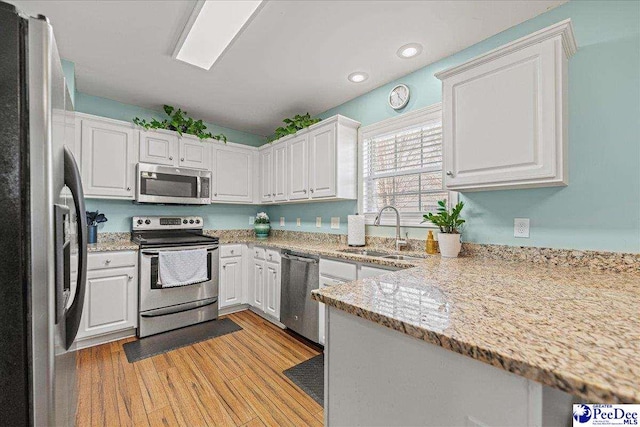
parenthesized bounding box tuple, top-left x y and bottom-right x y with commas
(87, 240, 139, 253)
(311, 255, 640, 404)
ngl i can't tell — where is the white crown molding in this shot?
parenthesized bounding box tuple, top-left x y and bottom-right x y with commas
(360, 103, 442, 140)
(435, 19, 577, 81)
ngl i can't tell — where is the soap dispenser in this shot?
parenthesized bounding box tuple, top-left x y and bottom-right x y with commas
(426, 230, 438, 254)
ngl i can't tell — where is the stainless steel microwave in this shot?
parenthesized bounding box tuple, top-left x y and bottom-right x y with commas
(136, 163, 211, 205)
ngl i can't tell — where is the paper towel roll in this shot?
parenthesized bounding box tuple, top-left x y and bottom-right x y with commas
(348, 215, 365, 246)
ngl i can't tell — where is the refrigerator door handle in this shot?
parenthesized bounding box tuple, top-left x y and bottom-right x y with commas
(63, 146, 87, 349)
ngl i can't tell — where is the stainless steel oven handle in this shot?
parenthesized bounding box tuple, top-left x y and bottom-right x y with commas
(197, 176, 201, 197)
(142, 245, 219, 256)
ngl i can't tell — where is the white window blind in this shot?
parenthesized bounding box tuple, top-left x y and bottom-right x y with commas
(361, 104, 448, 226)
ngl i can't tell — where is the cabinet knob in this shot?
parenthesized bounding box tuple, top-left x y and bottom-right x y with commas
(231, 250, 235, 254)
(310, 188, 314, 193)
(169, 156, 173, 160)
(272, 193, 276, 197)
(303, 189, 307, 194)
(181, 158, 185, 161)
(223, 265, 226, 269)
(214, 193, 217, 197)
(105, 259, 111, 264)
(128, 275, 133, 280)
(446, 171, 453, 176)
(126, 187, 131, 191)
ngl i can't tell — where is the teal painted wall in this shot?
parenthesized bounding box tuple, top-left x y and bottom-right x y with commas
(61, 59, 75, 105)
(268, 0, 640, 253)
(86, 199, 258, 233)
(262, 201, 356, 235)
(74, 92, 266, 147)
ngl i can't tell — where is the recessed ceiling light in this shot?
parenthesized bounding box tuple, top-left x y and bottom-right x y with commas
(397, 43, 423, 59)
(348, 72, 369, 83)
(173, 0, 264, 70)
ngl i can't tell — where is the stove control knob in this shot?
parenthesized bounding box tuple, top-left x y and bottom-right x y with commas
(137, 219, 143, 225)
(195, 219, 200, 224)
(183, 219, 188, 224)
(144, 219, 151, 225)
(189, 219, 194, 224)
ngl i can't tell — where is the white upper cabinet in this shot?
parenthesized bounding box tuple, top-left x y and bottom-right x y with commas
(436, 20, 577, 191)
(139, 130, 210, 170)
(288, 134, 309, 200)
(273, 143, 288, 202)
(308, 123, 337, 198)
(260, 146, 273, 203)
(284, 115, 359, 202)
(139, 129, 178, 166)
(81, 117, 136, 199)
(179, 135, 211, 170)
(212, 144, 254, 203)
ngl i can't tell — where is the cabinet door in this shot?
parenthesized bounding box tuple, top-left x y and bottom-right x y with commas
(212, 146, 253, 202)
(318, 275, 347, 346)
(264, 261, 280, 320)
(442, 41, 562, 190)
(81, 119, 136, 198)
(251, 260, 265, 311)
(308, 124, 337, 198)
(180, 136, 211, 170)
(259, 147, 273, 203)
(273, 143, 288, 201)
(219, 257, 243, 308)
(287, 135, 309, 200)
(139, 130, 178, 166)
(76, 266, 137, 340)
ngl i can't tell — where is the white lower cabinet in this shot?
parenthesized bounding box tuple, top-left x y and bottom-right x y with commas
(264, 260, 281, 319)
(251, 259, 265, 311)
(219, 255, 243, 308)
(76, 251, 138, 347)
(249, 246, 281, 320)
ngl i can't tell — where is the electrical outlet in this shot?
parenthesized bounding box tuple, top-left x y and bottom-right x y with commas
(296, 218, 301, 227)
(514, 218, 530, 238)
(316, 217, 322, 228)
(249, 216, 255, 225)
(331, 217, 340, 229)
(279, 217, 285, 227)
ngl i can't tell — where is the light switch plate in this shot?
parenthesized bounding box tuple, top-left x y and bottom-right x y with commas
(280, 217, 285, 227)
(316, 217, 322, 228)
(296, 218, 301, 227)
(514, 218, 530, 238)
(331, 217, 340, 229)
(249, 216, 255, 225)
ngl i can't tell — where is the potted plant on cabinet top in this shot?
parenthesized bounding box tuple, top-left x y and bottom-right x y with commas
(254, 212, 270, 239)
(422, 199, 465, 258)
(86, 210, 108, 244)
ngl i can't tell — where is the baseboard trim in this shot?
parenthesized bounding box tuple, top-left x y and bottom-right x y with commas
(75, 328, 136, 350)
(219, 304, 250, 316)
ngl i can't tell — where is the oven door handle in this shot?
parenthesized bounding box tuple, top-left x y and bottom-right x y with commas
(140, 297, 218, 318)
(197, 176, 201, 198)
(142, 245, 219, 256)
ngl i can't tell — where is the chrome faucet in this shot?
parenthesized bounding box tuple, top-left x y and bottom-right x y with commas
(373, 205, 407, 251)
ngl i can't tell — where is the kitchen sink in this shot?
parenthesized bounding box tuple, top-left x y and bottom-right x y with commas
(337, 248, 389, 257)
(381, 254, 421, 261)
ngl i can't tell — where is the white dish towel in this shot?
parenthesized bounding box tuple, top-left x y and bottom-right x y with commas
(158, 249, 208, 288)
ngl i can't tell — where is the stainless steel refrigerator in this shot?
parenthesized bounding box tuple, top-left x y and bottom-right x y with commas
(0, 2, 87, 425)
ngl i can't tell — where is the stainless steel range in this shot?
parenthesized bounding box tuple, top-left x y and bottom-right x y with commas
(132, 216, 219, 337)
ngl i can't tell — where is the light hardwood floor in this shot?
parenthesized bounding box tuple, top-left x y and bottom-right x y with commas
(76, 310, 324, 426)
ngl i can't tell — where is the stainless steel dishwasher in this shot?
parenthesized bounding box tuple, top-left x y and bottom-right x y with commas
(280, 250, 320, 343)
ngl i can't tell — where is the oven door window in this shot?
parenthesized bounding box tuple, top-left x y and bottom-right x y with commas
(150, 251, 212, 289)
(140, 173, 198, 198)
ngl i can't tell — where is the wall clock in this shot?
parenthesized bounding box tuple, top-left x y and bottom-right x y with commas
(389, 84, 410, 110)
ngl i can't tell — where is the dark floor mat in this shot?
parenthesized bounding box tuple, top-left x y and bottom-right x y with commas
(283, 354, 324, 406)
(123, 318, 242, 363)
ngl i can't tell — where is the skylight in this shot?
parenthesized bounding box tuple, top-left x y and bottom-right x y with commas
(173, 0, 264, 70)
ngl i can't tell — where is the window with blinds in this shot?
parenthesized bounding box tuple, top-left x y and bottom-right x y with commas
(361, 104, 448, 226)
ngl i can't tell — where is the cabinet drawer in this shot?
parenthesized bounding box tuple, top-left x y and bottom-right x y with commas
(88, 251, 137, 271)
(319, 258, 357, 281)
(220, 244, 242, 258)
(265, 249, 280, 263)
(253, 247, 266, 260)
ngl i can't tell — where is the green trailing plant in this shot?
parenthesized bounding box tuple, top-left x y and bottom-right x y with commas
(133, 105, 227, 142)
(422, 199, 465, 234)
(270, 113, 321, 141)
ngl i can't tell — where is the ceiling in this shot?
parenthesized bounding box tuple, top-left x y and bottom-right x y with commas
(11, 0, 566, 136)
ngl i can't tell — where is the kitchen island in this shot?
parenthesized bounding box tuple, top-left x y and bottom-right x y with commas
(312, 256, 640, 426)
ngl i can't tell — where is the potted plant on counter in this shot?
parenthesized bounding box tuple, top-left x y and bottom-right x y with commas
(422, 200, 465, 258)
(86, 210, 108, 244)
(254, 212, 270, 239)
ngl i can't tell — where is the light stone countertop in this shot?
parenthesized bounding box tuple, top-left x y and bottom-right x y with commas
(84, 233, 639, 403)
